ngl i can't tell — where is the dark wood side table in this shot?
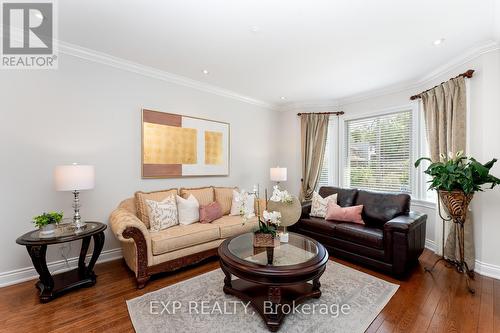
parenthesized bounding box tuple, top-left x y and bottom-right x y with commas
(16, 222, 106, 303)
(218, 232, 328, 332)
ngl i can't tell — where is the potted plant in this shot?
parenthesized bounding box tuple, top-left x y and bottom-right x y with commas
(415, 151, 500, 221)
(33, 211, 63, 236)
(253, 210, 281, 247)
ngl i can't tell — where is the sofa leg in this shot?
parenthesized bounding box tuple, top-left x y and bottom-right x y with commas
(136, 276, 150, 289)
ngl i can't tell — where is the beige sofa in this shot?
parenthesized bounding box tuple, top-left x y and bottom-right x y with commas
(109, 186, 259, 288)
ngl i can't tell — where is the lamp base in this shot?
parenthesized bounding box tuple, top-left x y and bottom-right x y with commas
(72, 190, 87, 232)
(73, 220, 87, 231)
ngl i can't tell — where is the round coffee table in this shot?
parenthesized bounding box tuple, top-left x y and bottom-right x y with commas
(218, 232, 328, 332)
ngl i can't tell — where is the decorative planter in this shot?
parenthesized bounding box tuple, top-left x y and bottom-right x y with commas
(39, 224, 56, 237)
(438, 190, 474, 222)
(253, 233, 279, 248)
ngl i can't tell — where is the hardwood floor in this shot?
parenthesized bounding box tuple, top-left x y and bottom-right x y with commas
(0, 249, 498, 333)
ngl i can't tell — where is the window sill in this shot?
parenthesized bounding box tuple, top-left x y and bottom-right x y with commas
(411, 199, 436, 210)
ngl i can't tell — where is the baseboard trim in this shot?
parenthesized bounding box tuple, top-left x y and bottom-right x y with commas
(425, 239, 437, 252)
(423, 239, 500, 280)
(474, 260, 500, 280)
(0, 248, 123, 288)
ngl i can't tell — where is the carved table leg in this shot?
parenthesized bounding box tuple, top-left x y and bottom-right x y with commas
(220, 262, 232, 290)
(26, 245, 53, 303)
(266, 286, 282, 332)
(78, 236, 91, 276)
(312, 266, 325, 297)
(86, 232, 105, 279)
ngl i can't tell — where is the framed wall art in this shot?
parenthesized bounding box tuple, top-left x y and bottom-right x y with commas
(141, 109, 230, 178)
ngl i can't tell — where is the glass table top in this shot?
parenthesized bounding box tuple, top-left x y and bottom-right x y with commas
(228, 232, 318, 267)
(17, 222, 105, 245)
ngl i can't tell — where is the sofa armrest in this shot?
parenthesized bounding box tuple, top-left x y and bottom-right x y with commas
(384, 211, 426, 234)
(109, 208, 150, 243)
(301, 202, 312, 218)
(384, 211, 427, 276)
(110, 208, 152, 287)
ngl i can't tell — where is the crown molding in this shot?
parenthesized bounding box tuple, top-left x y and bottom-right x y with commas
(56, 41, 274, 109)
(336, 40, 500, 106)
(275, 100, 341, 112)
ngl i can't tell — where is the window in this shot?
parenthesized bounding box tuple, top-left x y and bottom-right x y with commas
(343, 110, 413, 194)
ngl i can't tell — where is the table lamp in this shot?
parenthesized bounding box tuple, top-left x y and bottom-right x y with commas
(54, 164, 95, 230)
(270, 167, 287, 186)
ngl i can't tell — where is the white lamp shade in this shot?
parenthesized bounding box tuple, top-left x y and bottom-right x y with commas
(270, 167, 287, 182)
(54, 165, 95, 191)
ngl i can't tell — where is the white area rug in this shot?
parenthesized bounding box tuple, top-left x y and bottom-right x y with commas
(127, 261, 398, 333)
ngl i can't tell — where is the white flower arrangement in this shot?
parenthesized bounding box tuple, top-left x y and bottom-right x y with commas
(262, 210, 281, 227)
(269, 185, 293, 204)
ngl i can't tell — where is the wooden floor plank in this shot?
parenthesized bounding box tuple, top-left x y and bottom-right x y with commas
(478, 276, 495, 333)
(0, 249, 497, 333)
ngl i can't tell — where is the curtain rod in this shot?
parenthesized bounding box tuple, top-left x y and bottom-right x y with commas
(297, 111, 345, 116)
(410, 69, 474, 100)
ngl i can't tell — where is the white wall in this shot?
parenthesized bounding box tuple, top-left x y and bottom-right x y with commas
(277, 49, 500, 277)
(0, 53, 278, 283)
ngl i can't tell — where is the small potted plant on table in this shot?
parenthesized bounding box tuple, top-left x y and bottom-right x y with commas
(33, 212, 63, 237)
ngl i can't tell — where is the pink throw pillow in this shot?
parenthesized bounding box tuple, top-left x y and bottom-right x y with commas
(325, 202, 364, 224)
(199, 201, 223, 223)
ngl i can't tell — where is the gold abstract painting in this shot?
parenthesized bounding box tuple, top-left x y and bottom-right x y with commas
(205, 131, 223, 165)
(143, 123, 197, 164)
(142, 109, 230, 178)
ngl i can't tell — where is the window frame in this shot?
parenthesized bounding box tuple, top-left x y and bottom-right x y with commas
(324, 103, 433, 203)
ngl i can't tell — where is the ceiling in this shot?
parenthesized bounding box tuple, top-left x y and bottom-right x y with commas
(59, 0, 497, 105)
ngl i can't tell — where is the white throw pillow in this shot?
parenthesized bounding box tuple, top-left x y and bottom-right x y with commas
(310, 192, 338, 218)
(146, 195, 178, 232)
(230, 190, 255, 217)
(176, 194, 200, 225)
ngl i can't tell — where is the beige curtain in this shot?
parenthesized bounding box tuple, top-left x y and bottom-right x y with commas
(421, 76, 474, 269)
(299, 114, 329, 202)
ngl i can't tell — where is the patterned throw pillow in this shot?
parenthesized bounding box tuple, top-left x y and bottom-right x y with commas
(310, 192, 338, 218)
(134, 188, 178, 228)
(146, 195, 178, 232)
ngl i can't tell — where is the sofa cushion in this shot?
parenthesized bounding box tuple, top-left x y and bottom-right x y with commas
(295, 216, 336, 236)
(333, 223, 384, 249)
(150, 222, 220, 255)
(355, 190, 410, 227)
(319, 186, 358, 207)
(180, 186, 214, 206)
(135, 188, 178, 229)
(214, 187, 236, 215)
(212, 215, 259, 238)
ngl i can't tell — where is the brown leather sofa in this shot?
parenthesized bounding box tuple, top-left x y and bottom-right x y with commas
(289, 186, 427, 276)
